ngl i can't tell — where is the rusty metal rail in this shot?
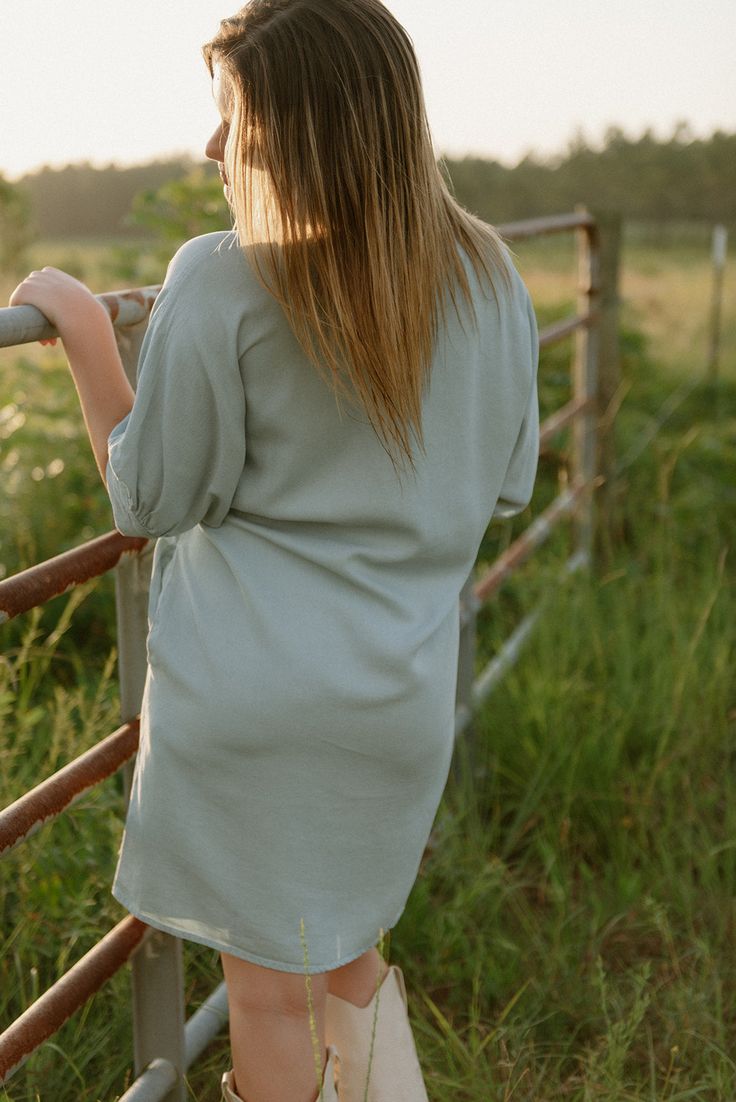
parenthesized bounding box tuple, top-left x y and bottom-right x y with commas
(499, 209, 596, 241)
(0, 719, 140, 856)
(539, 312, 595, 348)
(0, 532, 148, 623)
(0, 209, 609, 1101)
(0, 915, 149, 1084)
(0, 286, 160, 348)
(475, 478, 589, 603)
(472, 547, 590, 712)
(539, 394, 592, 449)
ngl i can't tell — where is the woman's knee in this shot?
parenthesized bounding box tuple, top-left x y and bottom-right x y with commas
(221, 952, 329, 1016)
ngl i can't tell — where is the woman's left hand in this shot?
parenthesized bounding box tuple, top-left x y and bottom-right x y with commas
(9, 267, 105, 346)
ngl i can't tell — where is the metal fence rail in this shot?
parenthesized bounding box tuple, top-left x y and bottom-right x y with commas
(0, 917, 149, 1085)
(0, 286, 160, 347)
(0, 719, 140, 856)
(0, 208, 619, 1099)
(474, 477, 589, 603)
(0, 531, 147, 623)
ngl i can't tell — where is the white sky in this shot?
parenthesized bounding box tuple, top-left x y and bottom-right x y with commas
(2, 0, 734, 179)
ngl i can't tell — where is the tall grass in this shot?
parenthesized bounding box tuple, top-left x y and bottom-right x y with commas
(1, 236, 735, 1099)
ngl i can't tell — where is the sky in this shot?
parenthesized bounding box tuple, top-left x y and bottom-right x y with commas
(2, 0, 734, 180)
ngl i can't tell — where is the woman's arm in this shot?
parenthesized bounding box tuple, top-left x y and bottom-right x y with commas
(9, 267, 135, 486)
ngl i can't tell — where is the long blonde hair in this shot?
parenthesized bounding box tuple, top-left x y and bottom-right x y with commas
(203, 0, 511, 466)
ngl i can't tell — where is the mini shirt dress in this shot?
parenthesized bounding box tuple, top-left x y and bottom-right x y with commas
(107, 230, 539, 974)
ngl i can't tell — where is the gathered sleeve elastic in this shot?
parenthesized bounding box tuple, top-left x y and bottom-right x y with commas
(492, 287, 540, 520)
(105, 241, 246, 539)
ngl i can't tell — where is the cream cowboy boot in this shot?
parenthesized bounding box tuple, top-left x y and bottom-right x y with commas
(221, 1042, 340, 1102)
(326, 965, 429, 1101)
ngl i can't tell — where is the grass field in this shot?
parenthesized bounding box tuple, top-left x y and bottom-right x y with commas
(1, 225, 735, 1100)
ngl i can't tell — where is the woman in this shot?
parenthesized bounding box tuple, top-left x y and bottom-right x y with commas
(10, 2, 539, 1100)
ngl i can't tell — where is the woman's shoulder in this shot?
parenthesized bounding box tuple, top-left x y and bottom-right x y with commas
(167, 231, 251, 281)
(160, 232, 275, 312)
(456, 234, 526, 293)
(454, 237, 536, 338)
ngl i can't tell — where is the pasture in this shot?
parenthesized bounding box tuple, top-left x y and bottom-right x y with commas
(1, 226, 735, 1100)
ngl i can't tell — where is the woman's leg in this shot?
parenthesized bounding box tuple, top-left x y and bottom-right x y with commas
(220, 946, 389, 1100)
(326, 947, 389, 1007)
(221, 952, 330, 1102)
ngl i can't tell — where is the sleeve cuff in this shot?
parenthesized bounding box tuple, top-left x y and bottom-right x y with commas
(106, 414, 156, 538)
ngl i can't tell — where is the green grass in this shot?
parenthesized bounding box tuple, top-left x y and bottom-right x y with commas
(1, 235, 735, 1099)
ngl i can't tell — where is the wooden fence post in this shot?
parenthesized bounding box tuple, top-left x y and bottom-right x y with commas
(452, 573, 478, 789)
(591, 210, 623, 564)
(572, 205, 600, 567)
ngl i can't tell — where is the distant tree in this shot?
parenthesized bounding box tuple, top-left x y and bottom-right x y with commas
(0, 174, 35, 276)
(670, 119, 695, 145)
(102, 168, 233, 283)
(128, 168, 230, 248)
(18, 157, 215, 239)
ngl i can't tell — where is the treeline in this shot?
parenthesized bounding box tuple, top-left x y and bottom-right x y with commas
(443, 124, 735, 227)
(16, 157, 218, 240)
(10, 123, 736, 240)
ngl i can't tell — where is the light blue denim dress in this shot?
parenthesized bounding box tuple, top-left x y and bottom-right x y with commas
(107, 231, 539, 973)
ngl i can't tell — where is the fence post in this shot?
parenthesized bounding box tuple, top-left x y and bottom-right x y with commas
(452, 572, 479, 787)
(113, 317, 187, 1102)
(572, 205, 600, 568)
(707, 224, 728, 381)
(592, 211, 623, 562)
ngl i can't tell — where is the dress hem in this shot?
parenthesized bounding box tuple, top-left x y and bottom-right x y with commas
(111, 884, 405, 974)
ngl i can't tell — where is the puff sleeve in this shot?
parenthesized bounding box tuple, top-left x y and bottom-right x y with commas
(492, 289, 540, 520)
(105, 240, 246, 539)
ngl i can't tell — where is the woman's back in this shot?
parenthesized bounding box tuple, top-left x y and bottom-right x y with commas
(107, 226, 538, 605)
